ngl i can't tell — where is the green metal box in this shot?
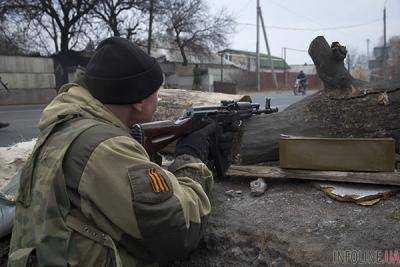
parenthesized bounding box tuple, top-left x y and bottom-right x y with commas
(279, 137, 396, 172)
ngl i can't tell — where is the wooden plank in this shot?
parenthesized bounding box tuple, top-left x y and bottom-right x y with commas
(227, 165, 400, 186)
(279, 137, 396, 172)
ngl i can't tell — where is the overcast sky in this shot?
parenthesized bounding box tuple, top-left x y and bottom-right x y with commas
(207, 0, 400, 64)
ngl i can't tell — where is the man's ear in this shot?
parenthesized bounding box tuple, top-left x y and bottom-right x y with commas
(131, 101, 143, 112)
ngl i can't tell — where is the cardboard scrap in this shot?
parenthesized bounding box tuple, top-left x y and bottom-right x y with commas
(314, 182, 399, 206)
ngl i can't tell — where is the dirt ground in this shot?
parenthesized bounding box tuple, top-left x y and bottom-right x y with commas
(170, 177, 400, 266)
(0, 177, 399, 266)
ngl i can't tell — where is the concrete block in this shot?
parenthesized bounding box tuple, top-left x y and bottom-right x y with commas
(0, 55, 54, 74)
(279, 137, 396, 172)
(0, 73, 55, 90)
(0, 88, 56, 105)
(166, 74, 193, 89)
(175, 65, 194, 76)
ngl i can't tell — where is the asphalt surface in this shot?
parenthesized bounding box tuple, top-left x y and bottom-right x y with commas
(0, 90, 316, 147)
(0, 105, 45, 147)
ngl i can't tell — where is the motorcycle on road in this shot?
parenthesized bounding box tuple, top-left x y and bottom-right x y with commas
(293, 79, 307, 95)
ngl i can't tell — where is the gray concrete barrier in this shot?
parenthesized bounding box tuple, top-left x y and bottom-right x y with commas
(0, 89, 56, 105)
(0, 55, 54, 74)
(0, 73, 55, 90)
(0, 55, 56, 105)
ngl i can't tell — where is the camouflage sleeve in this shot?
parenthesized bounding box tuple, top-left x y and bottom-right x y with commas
(76, 136, 213, 263)
(168, 154, 214, 195)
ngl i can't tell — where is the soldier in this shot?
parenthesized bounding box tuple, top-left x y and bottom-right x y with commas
(192, 64, 202, 90)
(9, 37, 231, 266)
(0, 76, 10, 129)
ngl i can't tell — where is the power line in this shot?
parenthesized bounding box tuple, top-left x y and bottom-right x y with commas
(267, 0, 324, 27)
(262, 0, 378, 38)
(234, 0, 254, 18)
(284, 47, 307, 53)
(237, 18, 380, 31)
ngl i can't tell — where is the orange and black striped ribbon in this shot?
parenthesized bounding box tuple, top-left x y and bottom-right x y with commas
(147, 168, 170, 193)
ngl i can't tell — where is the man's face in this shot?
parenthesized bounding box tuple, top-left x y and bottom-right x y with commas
(141, 90, 159, 121)
(129, 90, 159, 125)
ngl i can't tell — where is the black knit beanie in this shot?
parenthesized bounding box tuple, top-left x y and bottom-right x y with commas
(84, 37, 163, 104)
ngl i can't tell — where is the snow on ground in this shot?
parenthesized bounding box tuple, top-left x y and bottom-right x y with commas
(0, 139, 36, 189)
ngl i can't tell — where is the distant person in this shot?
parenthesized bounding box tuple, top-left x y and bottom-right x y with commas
(192, 64, 202, 90)
(0, 76, 10, 129)
(295, 70, 307, 95)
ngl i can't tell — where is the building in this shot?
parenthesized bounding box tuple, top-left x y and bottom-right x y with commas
(217, 49, 323, 90)
(153, 48, 242, 92)
(218, 49, 289, 72)
(369, 37, 400, 82)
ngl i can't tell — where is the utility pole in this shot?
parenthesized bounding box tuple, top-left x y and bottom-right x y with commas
(220, 53, 224, 82)
(366, 38, 370, 59)
(283, 47, 287, 88)
(383, 5, 388, 81)
(281, 47, 308, 87)
(147, 0, 154, 55)
(256, 0, 260, 91)
(259, 7, 278, 89)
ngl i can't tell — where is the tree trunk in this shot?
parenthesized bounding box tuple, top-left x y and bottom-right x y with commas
(236, 36, 400, 164)
(110, 16, 120, 37)
(176, 39, 188, 66)
(179, 45, 188, 66)
(60, 30, 70, 54)
(147, 0, 154, 55)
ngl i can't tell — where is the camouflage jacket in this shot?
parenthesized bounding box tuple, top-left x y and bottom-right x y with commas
(8, 84, 213, 266)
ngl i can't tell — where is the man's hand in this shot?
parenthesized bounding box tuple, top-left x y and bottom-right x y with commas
(175, 123, 217, 163)
(176, 123, 235, 177)
(216, 129, 235, 175)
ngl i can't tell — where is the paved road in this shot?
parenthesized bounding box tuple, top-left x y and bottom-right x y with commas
(0, 90, 316, 147)
(250, 90, 316, 110)
(0, 105, 46, 147)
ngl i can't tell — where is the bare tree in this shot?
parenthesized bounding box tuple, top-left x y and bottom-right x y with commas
(0, 20, 23, 55)
(147, 0, 154, 54)
(0, 1, 31, 54)
(139, 0, 172, 54)
(91, 0, 144, 40)
(161, 0, 235, 65)
(1, 0, 99, 54)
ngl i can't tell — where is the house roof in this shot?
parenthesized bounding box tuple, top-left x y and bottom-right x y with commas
(153, 48, 240, 67)
(218, 48, 283, 60)
(260, 57, 288, 70)
(218, 48, 289, 70)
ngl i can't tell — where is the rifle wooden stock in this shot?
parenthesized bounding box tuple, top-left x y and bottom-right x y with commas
(139, 118, 193, 155)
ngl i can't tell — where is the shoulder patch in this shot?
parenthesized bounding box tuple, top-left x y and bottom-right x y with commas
(147, 168, 171, 193)
(128, 164, 173, 204)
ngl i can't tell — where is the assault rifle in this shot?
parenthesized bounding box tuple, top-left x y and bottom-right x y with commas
(131, 98, 278, 177)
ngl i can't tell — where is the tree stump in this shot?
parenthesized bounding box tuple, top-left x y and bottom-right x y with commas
(237, 36, 400, 164)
